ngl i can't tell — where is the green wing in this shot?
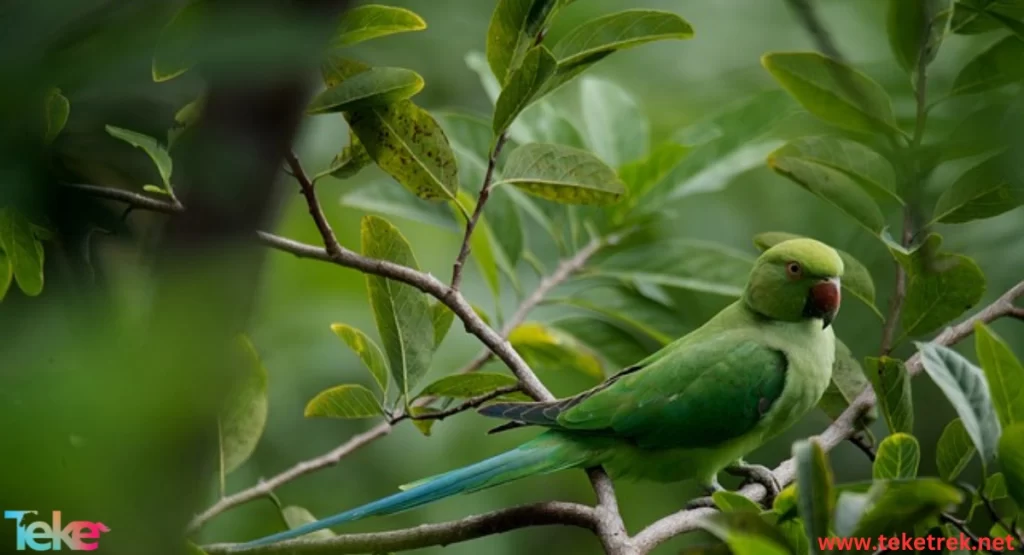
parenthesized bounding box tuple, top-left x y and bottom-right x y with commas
(479, 333, 788, 449)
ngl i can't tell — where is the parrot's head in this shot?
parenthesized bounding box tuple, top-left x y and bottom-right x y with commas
(744, 238, 844, 329)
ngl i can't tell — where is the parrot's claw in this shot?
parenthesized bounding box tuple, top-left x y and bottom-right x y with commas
(685, 478, 725, 510)
(685, 495, 718, 510)
(726, 461, 780, 507)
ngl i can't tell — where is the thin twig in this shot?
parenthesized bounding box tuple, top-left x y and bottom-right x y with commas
(398, 385, 521, 423)
(188, 424, 393, 533)
(880, 208, 913, 355)
(202, 502, 598, 554)
(64, 183, 184, 214)
(285, 151, 342, 256)
(450, 133, 509, 293)
(979, 490, 1024, 547)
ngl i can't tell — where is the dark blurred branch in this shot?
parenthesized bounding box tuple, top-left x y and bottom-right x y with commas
(202, 502, 598, 554)
(449, 132, 509, 293)
(64, 183, 184, 214)
(285, 151, 342, 256)
(631, 281, 1024, 553)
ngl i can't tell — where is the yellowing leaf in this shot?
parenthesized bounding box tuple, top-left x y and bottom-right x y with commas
(332, 5, 426, 47)
(305, 384, 382, 419)
(330, 323, 389, 395)
(307, 67, 424, 115)
(510, 322, 603, 380)
(415, 373, 520, 399)
(281, 506, 334, 540)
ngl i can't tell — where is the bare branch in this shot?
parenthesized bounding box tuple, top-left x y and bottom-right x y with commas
(64, 183, 184, 214)
(203, 502, 598, 554)
(285, 151, 342, 256)
(450, 133, 509, 292)
(631, 280, 1024, 553)
(187, 423, 392, 534)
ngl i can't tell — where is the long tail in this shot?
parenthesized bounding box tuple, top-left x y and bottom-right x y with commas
(233, 433, 592, 550)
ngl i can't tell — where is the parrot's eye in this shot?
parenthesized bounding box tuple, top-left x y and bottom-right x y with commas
(785, 261, 803, 280)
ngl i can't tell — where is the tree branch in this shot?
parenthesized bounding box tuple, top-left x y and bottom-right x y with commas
(450, 132, 509, 293)
(631, 280, 1024, 553)
(187, 423, 392, 534)
(202, 502, 598, 554)
(285, 151, 342, 256)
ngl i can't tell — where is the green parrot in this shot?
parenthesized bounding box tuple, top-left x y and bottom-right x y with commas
(235, 238, 843, 550)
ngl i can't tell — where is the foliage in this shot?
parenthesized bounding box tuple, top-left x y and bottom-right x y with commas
(8, 1, 1024, 554)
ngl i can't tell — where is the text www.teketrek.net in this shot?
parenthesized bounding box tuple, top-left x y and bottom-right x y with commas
(818, 533, 1016, 552)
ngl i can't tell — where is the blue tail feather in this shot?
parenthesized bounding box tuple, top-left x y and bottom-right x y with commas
(233, 437, 584, 551)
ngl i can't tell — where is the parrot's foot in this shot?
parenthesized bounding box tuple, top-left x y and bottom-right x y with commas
(684, 478, 725, 510)
(725, 461, 781, 507)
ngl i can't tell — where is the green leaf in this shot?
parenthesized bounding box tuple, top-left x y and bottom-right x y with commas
(509, 322, 604, 380)
(617, 143, 689, 213)
(307, 67, 424, 115)
(322, 55, 373, 87)
(874, 433, 921, 479)
(322, 132, 372, 181)
(168, 97, 203, 148)
(951, 35, 1024, 96)
(496, 143, 625, 205)
(44, 88, 69, 143)
(578, 77, 648, 168)
(865, 356, 914, 435)
(932, 153, 1023, 224)
(493, 46, 557, 137)
(332, 4, 426, 47)
(555, 317, 655, 370)
(793, 440, 833, 554)
(768, 154, 886, 233)
(430, 302, 455, 348)
(152, 0, 207, 82)
(917, 341, 1003, 465)
(975, 322, 1024, 427)
(950, 0, 1024, 34)
(695, 512, 794, 555)
(304, 384, 382, 419)
(712, 491, 763, 513)
(546, 10, 694, 95)
(771, 136, 901, 205)
(847, 479, 964, 537)
(0, 208, 45, 297)
(887, 0, 952, 74)
(551, 10, 693, 69)
(348, 102, 459, 201)
(105, 125, 173, 190)
(984, 471, 1008, 500)
(486, 0, 561, 85)
(407, 406, 436, 436)
(633, 92, 797, 214)
(999, 423, 1024, 508)
(936, 418, 976, 482)
(415, 373, 519, 399)
(219, 336, 268, 474)
(901, 252, 985, 337)
(185, 541, 209, 555)
(547, 293, 676, 347)
(595, 239, 754, 297)
(0, 251, 12, 302)
(819, 340, 878, 428)
(361, 216, 435, 401)
(281, 506, 334, 540)
(753, 231, 880, 317)
(761, 52, 900, 136)
(330, 323, 389, 396)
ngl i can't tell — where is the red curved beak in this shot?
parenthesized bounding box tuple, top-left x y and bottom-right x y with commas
(806, 277, 841, 329)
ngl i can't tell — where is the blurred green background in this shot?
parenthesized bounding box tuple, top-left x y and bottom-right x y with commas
(1, 1, 1022, 554)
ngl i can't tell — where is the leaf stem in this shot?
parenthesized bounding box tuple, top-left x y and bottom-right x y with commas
(397, 385, 522, 423)
(450, 132, 508, 293)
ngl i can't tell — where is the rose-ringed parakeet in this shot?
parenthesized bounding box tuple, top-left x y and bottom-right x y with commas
(235, 238, 843, 550)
